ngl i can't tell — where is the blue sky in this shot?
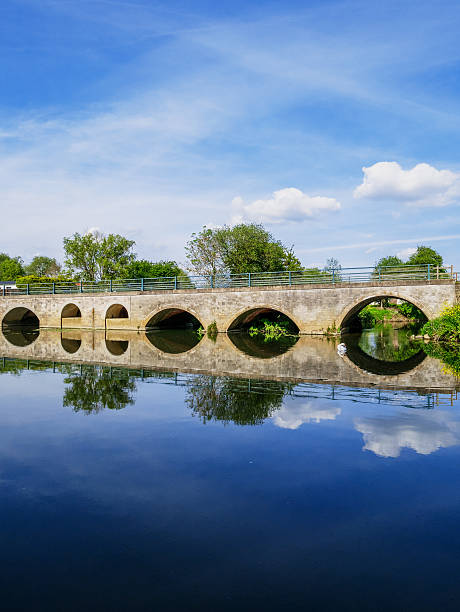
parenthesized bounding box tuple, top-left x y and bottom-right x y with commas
(1, 0, 460, 269)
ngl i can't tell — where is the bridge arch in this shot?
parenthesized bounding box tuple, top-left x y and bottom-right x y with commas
(2, 307, 40, 328)
(226, 305, 301, 333)
(61, 303, 81, 319)
(339, 293, 432, 332)
(106, 304, 129, 319)
(143, 306, 203, 329)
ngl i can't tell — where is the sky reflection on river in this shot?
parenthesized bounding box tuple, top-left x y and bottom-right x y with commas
(1, 328, 460, 610)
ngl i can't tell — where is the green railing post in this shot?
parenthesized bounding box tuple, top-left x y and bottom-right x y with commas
(80, 280, 83, 293)
(27, 283, 30, 295)
(110, 279, 113, 292)
(248, 273, 251, 287)
(289, 271, 292, 286)
(52, 282, 55, 295)
(332, 269, 335, 284)
(141, 277, 144, 291)
(174, 276, 177, 290)
(427, 263, 430, 280)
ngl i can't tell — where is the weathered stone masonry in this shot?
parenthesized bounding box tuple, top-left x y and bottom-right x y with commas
(0, 279, 457, 334)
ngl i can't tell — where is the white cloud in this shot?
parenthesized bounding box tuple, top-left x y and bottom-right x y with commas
(354, 162, 460, 207)
(396, 246, 417, 260)
(355, 410, 460, 458)
(231, 188, 341, 224)
(273, 401, 341, 430)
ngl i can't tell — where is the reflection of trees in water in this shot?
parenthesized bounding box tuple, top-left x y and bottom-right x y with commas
(63, 366, 137, 413)
(229, 332, 298, 358)
(357, 324, 422, 362)
(185, 375, 291, 425)
(423, 342, 460, 377)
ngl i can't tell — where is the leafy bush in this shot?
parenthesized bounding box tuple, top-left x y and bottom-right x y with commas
(249, 317, 297, 341)
(15, 275, 74, 287)
(358, 306, 394, 328)
(421, 304, 460, 342)
(397, 302, 426, 321)
(207, 321, 218, 341)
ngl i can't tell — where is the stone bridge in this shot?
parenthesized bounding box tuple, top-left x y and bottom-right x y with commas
(0, 279, 457, 334)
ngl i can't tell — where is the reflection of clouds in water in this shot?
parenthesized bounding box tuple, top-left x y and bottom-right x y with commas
(355, 411, 460, 458)
(273, 401, 341, 430)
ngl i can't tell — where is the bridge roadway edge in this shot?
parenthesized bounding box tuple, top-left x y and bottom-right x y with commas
(0, 279, 457, 334)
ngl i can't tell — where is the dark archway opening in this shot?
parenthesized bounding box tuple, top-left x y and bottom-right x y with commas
(2, 307, 40, 329)
(62, 304, 81, 319)
(106, 339, 129, 356)
(61, 337, 82, 354)
(145, 309, 203, 353)
(341, 297, 427, 333)
(340, 296, 427, 369)
(106, 304, 129, 319)
(146, 309, 201, 330)
(2, 308, 40, 346)
(3, 327, 39, 347)
(229, 333, 298, 358)
(228, 308, 300, 333)
(344, 334, 426, 375)
(146, 329, 202, 354)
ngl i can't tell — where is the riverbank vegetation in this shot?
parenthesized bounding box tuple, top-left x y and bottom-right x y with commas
(358, 302, 426, 329)
(248, 314, 299, 341)
(421, 305, 460, 342)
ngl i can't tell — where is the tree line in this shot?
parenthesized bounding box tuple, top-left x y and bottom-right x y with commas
(0, 223, 446, 283)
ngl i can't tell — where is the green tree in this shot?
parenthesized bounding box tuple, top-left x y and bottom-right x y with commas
(185, 227, 226, 276)
(25, 255, 61, 277)
(63, 231, 135, 280)
(216, 223, 301, 273)
(407, 245, 443, 267)
(123, 259, 185, 279)
(374, 255, 404, 270)
(185, 223, 302, 275)
(0, 253, 24, 280)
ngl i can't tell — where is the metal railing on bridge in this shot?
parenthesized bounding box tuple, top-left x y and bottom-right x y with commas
(1, 263, 454, 297)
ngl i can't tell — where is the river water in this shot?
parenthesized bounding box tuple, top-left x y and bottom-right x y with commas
(1, 325, 460, 611)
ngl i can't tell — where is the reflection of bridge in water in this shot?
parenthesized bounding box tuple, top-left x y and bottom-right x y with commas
(1, 327, 459, 403)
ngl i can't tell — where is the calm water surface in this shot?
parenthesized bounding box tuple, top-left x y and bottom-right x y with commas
(1, 327, 460, 611)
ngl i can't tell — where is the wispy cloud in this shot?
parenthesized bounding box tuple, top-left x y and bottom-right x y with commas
(299, 234, 460, 254)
